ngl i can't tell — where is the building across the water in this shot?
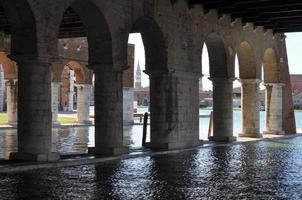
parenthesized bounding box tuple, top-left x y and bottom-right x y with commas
(197, 74, 302, 110)
(134, 62, 150, 106)
(291, 75, 302, 109)
(231, 87, 265, 108)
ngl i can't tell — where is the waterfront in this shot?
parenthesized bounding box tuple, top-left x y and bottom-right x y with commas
(1, 137, 302, 199)
(0, 108, 302, 199)
(0, 108, 302, 159)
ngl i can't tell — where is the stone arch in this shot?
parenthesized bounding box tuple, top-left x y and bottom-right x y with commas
(132, 17, 167, 72)
(203, 32, 235, 142)
(263, 48, 280, 83)
(64, 61, 86, 84)
(1, 0, 37, 56)
(204, 32, 228, 78)
(236, 41, 258, 79)
(59, 0, 113, 66)
(0, 52, 16, 80)
(130, 17, 169, 149)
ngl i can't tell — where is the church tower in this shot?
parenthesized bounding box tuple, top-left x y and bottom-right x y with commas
(135, 61, 142, 89)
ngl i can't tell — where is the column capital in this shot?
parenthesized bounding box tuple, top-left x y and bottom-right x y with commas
(240, 78, 262, 84)
(8, 54, 54, 65)
(144, 69, 169, 77)
(172, 69, 200, 79)
(49, 57, 66, 66)
(208, 77, 235, 83)
(5, 79, 17, 86)
(91, 64, 123, 73)
(7, 54, 36, 63)
(75, 83, 92, 86)
(51, 81, 61, 86)
(264, 82, 286, 87)
(75, 83, 92, 89)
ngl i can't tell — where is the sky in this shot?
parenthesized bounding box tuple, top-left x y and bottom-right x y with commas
(128, 33, 302, 90)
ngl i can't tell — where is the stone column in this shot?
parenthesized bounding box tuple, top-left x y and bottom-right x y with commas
(88, 66, 128, 155)
(239, 79, 262, 138)
(0, 65, 5, 112)
(147, 70, 200, 149)
(6, 79, 17, 125)
(264, 83, 285, 135)
(76, 84, 92, 124)
(68, 70, 75, 111)
(10, 56, 59, 161)
(123, 87, 134, 125)
(51, 82, 60, 126)
(209, 77, 236, 142)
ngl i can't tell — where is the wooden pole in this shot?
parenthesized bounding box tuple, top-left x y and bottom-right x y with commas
(142, 112, 148, 146)
(208, 111, 213, 139)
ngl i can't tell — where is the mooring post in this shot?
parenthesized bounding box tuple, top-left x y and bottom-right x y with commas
(208, 111, 213, 139)
(142, 112, 148, 146)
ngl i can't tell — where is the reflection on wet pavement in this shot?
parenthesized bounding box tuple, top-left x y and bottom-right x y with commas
(1, 138, 302, 199)
(0, 125, 150, 159)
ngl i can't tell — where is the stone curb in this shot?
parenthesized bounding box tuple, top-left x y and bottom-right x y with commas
(0, 124, 94, 130)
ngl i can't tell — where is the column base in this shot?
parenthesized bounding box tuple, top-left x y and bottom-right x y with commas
(10, 152, 60, 162)
(263, 130, 285, 135)
(52, 121, 61, 127)
(146, 140, 202, 150)
(8, 121, 17, 127)
(88, 146, 129, 156)
(77, 120, 92, 125)
(123, 120, 134, 126)
(238, 133, 263, 138)
(208, 136, 237, 142)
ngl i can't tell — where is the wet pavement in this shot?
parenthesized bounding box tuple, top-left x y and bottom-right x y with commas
(1, 137, 302, 199)
(0, 125, 151, 160)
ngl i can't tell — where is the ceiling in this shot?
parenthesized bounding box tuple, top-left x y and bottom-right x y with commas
(58, 7, 85, 38)
(189, 0, 302, 33)
(1, 2, 302, 38)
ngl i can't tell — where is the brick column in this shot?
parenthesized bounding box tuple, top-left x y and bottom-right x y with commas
(10, 56, 59, 161)
(51, 82, 60, 126)
(88, 66, 128, 155)
(147, 70, 200, 149)
(76, 84, 92, 124)
(239, 79, 262, 138)
(6, 79, 17, 125)
(264, 83, 285, 135)
(209, 77, 236, 142)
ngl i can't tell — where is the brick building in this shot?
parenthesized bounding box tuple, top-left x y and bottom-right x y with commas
(291, 75, 302, 108)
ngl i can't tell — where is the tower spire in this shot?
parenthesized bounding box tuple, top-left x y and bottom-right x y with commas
(135, 61, 142, 89)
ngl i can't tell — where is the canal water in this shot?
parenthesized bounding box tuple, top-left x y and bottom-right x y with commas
(0, 108, 302, 159)
(0, 108, 302, 199)
(1, 137, 302, 199)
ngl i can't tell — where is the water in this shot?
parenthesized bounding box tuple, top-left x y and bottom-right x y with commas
(0, 108, 302, 159)
(1, 108, 302, 199)
(0, 126, 150, 159)
(1, 137, 302, 199)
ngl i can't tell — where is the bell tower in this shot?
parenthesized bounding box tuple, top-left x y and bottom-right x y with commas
(135, 61, 142, 89)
